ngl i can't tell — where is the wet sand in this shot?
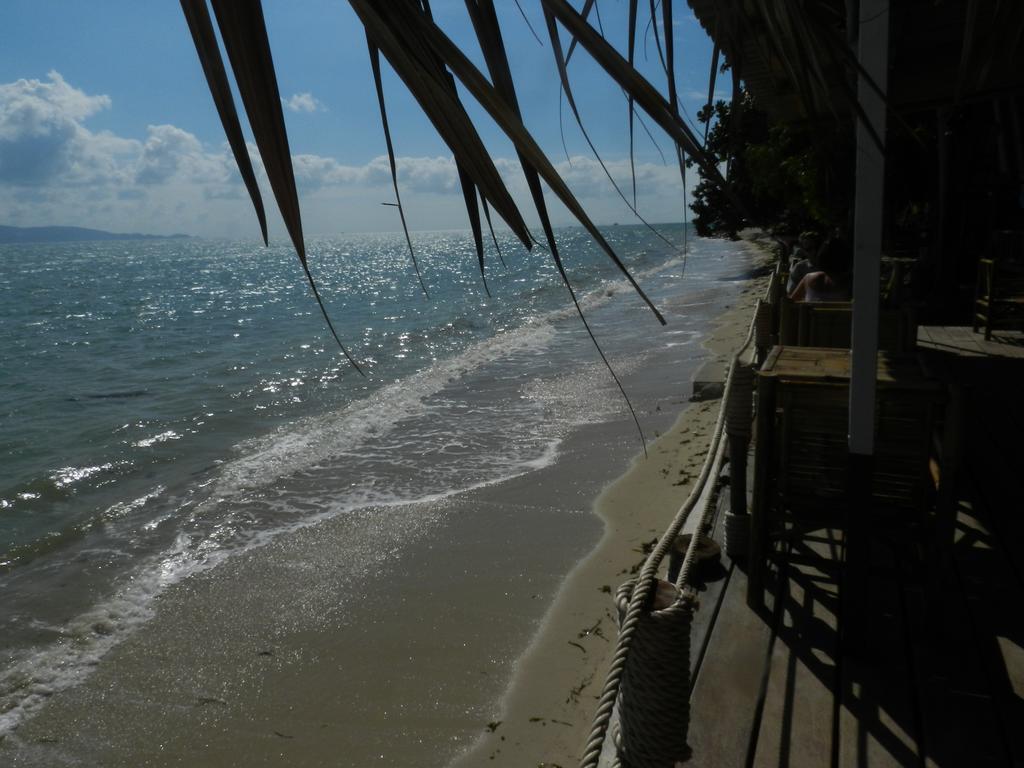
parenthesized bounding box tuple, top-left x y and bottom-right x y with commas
(2, 241, 770, 768)
(450, 240, 771, 767)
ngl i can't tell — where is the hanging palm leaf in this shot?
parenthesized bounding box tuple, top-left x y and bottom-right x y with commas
(350, 2, 535, 251)
(627, 0, 639, 206)
(658, 0, 691, 235)
(179, 0, 268, 246)
(418, 0, 497, 295)
(184, 0, 758, 388)
(540, 4, 679, 252)
(466, 0, 648, 450)
(199, 0, 363, 373)
(354, 0, 668, 323)
(541, 0, 743, 218)
(478, 193, 507, 269)
(366, 39, 430, 298)
(703, 36, 720, 148)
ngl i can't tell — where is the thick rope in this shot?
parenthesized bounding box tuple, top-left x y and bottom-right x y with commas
(613, 581, 696, 767)
(724, 510, 750, 558)
(725, 364, 754, 439)
(579, 256, 780, 768)
(722, 364, 755, 559)
(666, 533, 721, 584)
(673, 370, 731, 592)
(578, 309, 758, 768)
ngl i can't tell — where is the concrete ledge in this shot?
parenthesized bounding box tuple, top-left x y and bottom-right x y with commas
(690, 359, 726, 401)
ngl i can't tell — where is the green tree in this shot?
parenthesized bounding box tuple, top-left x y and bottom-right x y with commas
(689, 88, 842, 237)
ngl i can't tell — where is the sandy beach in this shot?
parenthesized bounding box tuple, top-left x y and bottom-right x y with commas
(450, 238, 771, 768)
(2, 238, 771, 768)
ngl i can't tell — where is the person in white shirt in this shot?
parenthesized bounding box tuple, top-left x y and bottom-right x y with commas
(790, 236, 852, 302)
(785, 231, 821, 293)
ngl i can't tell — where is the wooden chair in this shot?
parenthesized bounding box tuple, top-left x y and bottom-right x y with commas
(973, 257, 1024, 340)
(778, 299, 917, 352)
(747, 348, 944, 607)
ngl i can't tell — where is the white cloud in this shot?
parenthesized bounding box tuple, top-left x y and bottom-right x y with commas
(289, 152, 696, 233)
(135, 124, 234, 186)
(294, 153, 686, 205)
(283, 92, 324, 113)
(0, 72, 696, 236)
(0, 71, 120, 185)
(293, 154, 459, 195)
(0, 72, 250, 234)
(0, 70, 109, 131)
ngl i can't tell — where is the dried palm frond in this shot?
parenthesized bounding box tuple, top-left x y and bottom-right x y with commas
(350, 1, 533, 250)
(647, 0, 667, 74)
(512, 0, 544, 46)
(703, 36, 720, 148)
(185, 0, 760, 391)
(478, 193, 507, 269)
(541, 0, 740, 214)
(180, 0, 267, 246)
(540, 4, 678, 252)
(627, 0, 639, 205)
(658, 0, 690, 232)
(418, 0, 494, 296)
(367, 39, 429, 298)
(466, 0, 648, 449)
(563, 0, 667, 199)
(204, 0, 363, 373)
(356, 0, 668, 322)
(189, 1, 746, 320)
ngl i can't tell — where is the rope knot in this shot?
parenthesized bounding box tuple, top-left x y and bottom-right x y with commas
(613, 578, 694, 767)
(724, 510, 750, 558)
(725, 363, 755, 438)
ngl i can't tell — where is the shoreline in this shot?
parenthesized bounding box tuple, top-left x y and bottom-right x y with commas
(1, 238, 771, 768)
(449, 238, 772, 767)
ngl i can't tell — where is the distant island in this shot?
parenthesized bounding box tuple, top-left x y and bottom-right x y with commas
(0, 225, 192, 244)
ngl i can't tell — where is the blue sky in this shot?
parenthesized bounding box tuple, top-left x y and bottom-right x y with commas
(0, 1, 722, 237)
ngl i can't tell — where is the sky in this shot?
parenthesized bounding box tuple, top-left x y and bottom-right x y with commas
(0, 1, 724, 238)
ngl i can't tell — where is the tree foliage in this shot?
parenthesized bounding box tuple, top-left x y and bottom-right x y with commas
(689, 89, 846, 238)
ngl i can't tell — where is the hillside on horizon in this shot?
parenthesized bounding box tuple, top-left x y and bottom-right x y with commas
(0, 225, 191, 244)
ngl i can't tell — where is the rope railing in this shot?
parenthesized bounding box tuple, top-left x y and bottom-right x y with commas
(579, 259, 780, 768)
(673, 362, 737, 592)
(723, 362, 755, 558)
(579, 317, 759, 768)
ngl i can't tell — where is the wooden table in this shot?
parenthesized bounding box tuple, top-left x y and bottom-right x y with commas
(747, 346, 945, 608)
(758, 345, 939, 386)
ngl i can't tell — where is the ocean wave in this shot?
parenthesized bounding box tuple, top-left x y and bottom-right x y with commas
(49, 463, 118, 489)
(0, 432, 564, 739)
(132, 430, 181, 448)
(0, 229, 741, 740)
(212, 320, 559, 499)
(0, 487, 164, 572)
(0, 461, 130, 514)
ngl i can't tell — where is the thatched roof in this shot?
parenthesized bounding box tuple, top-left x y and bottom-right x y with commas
(687, 0, 1024, 125)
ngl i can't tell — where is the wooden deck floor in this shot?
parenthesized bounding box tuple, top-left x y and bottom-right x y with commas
(657, 327, 1024, 767)
(916, 326, 1024, 362)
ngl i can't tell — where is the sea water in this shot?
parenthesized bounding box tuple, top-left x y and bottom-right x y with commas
(0, 225, 749, 736)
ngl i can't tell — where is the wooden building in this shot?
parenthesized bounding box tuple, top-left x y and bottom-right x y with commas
(654, 3, 1024, 766)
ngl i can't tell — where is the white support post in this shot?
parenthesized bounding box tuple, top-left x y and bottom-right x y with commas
(849, 0, 889, 456)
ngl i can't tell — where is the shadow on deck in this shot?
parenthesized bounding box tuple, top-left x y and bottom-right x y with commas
(682, 328, 1024, 768)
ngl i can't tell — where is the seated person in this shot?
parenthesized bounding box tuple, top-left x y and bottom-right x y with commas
(785, 231, 821, 293)
(790, 236, 852, 302)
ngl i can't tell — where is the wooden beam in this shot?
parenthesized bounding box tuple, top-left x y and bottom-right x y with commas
(849, 0, 889, 456)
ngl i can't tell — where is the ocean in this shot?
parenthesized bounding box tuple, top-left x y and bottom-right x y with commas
(0, 224, 750, 746)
